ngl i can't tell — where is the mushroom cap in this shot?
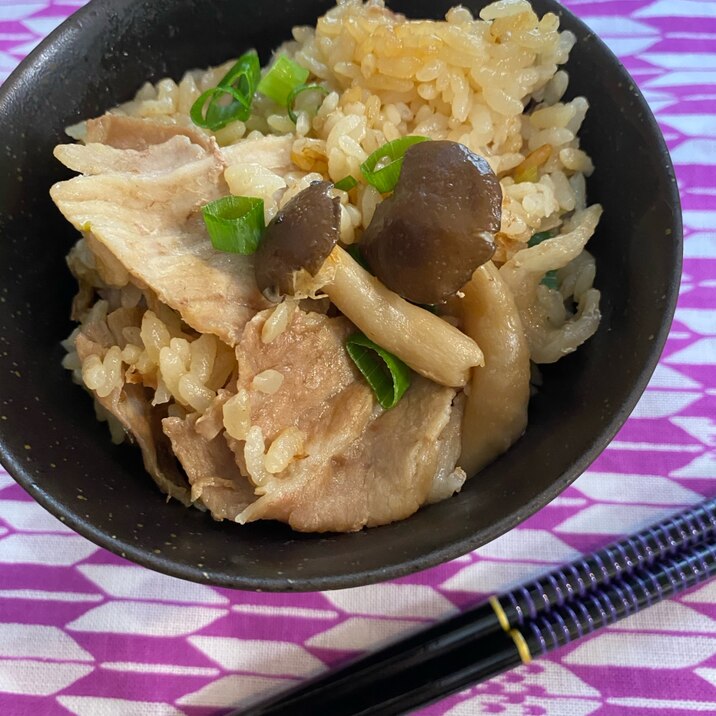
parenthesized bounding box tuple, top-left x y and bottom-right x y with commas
(361, 141, 501, 305)
(254, 180, 341, 299)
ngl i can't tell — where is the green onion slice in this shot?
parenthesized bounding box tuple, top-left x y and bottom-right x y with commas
(257, 55, 310, 107)
(528, 231, 560, 288)
(346, 333, 411, 410)
(190, 50, 260, 130)
(287, 83, 329, 123)
(527, 229, 556, 247)
(334, 175, 358, 192)
(360, 135, 430, 193)
(202, 196, 265, 254)
(191, 86, 248, 131)
(540, 270, 559, 290)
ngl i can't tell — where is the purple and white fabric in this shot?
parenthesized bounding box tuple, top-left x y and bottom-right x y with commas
(0, 0, 714, 714)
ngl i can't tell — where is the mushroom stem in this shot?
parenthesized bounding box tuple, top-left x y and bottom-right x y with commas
(324, 246, 484, 388)
(458, 262, 530, 476)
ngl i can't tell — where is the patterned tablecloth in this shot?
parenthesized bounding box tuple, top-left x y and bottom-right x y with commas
(1, 0, 715, 714)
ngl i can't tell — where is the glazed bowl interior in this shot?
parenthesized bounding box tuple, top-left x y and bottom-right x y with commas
(0, 0, 681, 590)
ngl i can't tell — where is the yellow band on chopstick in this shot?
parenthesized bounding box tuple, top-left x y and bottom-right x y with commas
(489, 596, 510, 632)
(509, 628, 532, 664)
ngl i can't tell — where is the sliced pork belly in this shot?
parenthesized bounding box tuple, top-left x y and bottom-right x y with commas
(265, 375, 457, 532)
(63, 114, 295, 177)
(231, 307, 458, 532)
(162, 413, 255, 521)
(426, 393, 467, 504)
(75, 330, 191, 505)
(82, 113, 294, 171)
(78, 112, 294, 174)
(55, 135, 207, 176)
(51, 123, 271, 346)
(221, 133, 294, 174)
(236, 308, 368, 447)
(84, 114, 214, 150)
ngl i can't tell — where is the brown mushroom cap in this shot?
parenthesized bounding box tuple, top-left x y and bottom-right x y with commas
(361, 141, 502, 305)
(254, 181, 341, 299)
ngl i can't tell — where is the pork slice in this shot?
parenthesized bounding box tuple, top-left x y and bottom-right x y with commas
(70, 281, 95, 321)
(66, 237, 115, 319)
(195, 389, 233, 441)
(240, 375, 455, 532)
(222, 134, 295, 174)
(77, 306, 115, 348)
(339, 376, 456, 528)
(236, 308, 367, 444)
(83, 114, 295, 175)
(426, 393, 467, 504)
(163, 414, 255, 521)
(66, 244, 98, 320)
(51, 138, 271, 345)
(55, 135, 207, 176)
(232, 307, 458, 532)
(75, 332, 191, 505)
(84, 114, 294, 174)
(85, 114, 213, 151)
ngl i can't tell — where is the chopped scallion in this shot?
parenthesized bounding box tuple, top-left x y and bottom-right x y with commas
(258, 55, 309, 107)
(202, 196, 265, 254)
(528, 229, 556, 247)
(346, 333, 411, 410)
(190, 50, 260, 130)
(334, 175, 358, 192)
(540, 270, 559, 289)
(528, 231, 560, 287)
(360, 136, 431, 193)
(191, 87, 247, 131)
(287, 83, 329, 123)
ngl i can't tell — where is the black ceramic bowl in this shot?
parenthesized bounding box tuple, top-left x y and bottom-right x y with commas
(0, 0, 681, 591)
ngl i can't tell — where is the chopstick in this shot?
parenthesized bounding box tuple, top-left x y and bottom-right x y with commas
(492, 495, 716, 630)
(243, 542, 716, 716)
(233, 498, 716, 716)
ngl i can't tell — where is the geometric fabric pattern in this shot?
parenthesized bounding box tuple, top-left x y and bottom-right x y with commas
(1, 0, 715, 713)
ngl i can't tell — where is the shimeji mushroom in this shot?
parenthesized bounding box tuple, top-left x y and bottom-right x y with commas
(361, 141, 502, 305)
(253, 180, 484, 388)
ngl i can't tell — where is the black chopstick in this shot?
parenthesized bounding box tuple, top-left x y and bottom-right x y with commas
(232, 498, 716, 716)
(251, 542, 716, 716)
(491, 496, 716, 631)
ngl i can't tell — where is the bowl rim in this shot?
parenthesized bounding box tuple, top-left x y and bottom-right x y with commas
(0, 0, 683, 591)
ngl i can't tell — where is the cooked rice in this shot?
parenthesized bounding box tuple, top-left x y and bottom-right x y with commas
(261, 301, 297, 343)
(251, 369, 285, 395)
(264, 427, 307, 474)
(99, 0, 593, 257)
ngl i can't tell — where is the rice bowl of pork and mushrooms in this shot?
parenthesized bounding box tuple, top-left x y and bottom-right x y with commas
(54, 0, 602, 533)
